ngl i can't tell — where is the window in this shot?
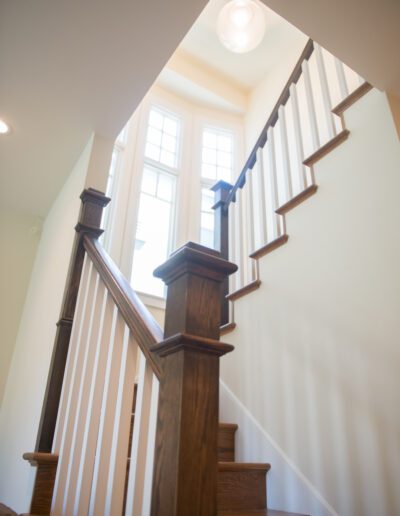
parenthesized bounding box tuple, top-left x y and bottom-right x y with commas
(200, 127, 234, 247)
(131, 107, 180, 297)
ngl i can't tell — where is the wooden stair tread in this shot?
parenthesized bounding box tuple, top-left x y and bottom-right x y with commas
(332, 82, 373, 116)
(227, 280, 261, 302)
(219, 462, 271, 472)
(218, 510, 308, 515)
(250, 234, 289, 260)
(220, 322, 237, 335)
(219, 423, 239, 430)
(276, 185, 318, 216)
(303, 129, 350, 167)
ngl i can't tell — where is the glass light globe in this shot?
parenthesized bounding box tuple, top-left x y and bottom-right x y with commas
(217, 0, 266, 54)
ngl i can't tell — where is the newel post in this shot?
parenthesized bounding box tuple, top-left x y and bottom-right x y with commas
(150, 242, 237, 516)
(211, 180, 233, 326)
(35, 188, 110, 453)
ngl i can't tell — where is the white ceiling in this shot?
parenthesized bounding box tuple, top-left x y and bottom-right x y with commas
(178, 0, 304, 91)
(0, 0, 207, 217)
(1, 0, 399, 219)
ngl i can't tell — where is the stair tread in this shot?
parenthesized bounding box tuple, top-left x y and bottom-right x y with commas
(218, 510, 308, 515)
(226, 280, 261, 302)
(219, 462, 271, 472)
(219, 422, 239, 430)
(250, 234, 289, 260)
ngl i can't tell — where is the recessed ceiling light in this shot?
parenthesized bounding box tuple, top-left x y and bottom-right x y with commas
(0, 119, 11, 135)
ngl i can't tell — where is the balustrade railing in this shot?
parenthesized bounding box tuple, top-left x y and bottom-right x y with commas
(24, 188, 237, 516)
(213, 39, 366, 303)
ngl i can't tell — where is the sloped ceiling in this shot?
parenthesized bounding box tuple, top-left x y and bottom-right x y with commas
(0, 0, 207, 217)
(261, 0, 400, 97)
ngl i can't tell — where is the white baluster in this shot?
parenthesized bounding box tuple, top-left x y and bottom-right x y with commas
(266, 128, 281, 238)
(52, 254, 90, 453)
(278, 105, 293, 202)
(105, 329, 138, 516)
(125, 353, 156, 516)
(334, 57, 349, 100)
(301, 59, 320, 151)
(256, 147, 268, 245)
(141, 375, 160, 515)
(246, 170, 256, 280)
(62, 272, 105, 515)
(73, 287, 116, 515)
(88, 309, 127, 515)
(52, 260, 96, 514)
(315, 43, 336, 139)
(289, 83, 307, 190)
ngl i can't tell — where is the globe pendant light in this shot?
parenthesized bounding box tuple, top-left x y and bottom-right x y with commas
(217, 0, 266, 54)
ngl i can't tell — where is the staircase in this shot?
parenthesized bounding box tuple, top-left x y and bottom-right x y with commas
(12, 38, 378, 516)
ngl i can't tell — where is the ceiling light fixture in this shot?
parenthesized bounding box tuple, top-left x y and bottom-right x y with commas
(0, 119, 11, 135)
(217, 0, 266, 54)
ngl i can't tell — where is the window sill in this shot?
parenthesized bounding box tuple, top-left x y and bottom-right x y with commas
(136, 291, 166, 310)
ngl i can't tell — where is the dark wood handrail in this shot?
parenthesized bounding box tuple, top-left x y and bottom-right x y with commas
(224, 38, 314, 208)
(83, 235, 164, 379)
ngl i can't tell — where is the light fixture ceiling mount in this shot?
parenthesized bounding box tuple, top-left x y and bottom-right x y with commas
(217, 0, 266, 54)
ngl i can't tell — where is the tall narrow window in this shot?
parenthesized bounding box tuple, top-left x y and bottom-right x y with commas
(200, 127, 234, 247)
(131, 107, 180, 297)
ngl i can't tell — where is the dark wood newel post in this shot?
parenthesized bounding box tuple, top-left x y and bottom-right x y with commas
(35, 188, 110, 453)
(150, 242, 237, 516)
(211, 180, 233, 326)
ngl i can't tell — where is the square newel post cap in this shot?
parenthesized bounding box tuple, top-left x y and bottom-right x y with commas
(211, 180, 233, 210)
(153, 242, 237, 340)
(76, 188, 111, 238)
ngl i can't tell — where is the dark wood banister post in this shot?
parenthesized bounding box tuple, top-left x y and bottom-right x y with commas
(211, 180, 233, 327)
(150, 242, 237, 516)
(35, 188, 110, 453)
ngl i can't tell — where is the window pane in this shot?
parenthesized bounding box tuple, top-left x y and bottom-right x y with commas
(201, 188, 214, 212)
(203, 130, 217, 149)
(200, 227, 214, 249)
(162, 133, 176, 153)
(218, 134, 232, 152)
(149, 109, 163, 130)
(131, 168, 176, 297)
(217, 150, 231, 168)
(145, 142, 160, 161)
(163, 117, 178, 136)
(147, 127, 162, 146)
(201, 163, 216, 180)
(217, 166, 231, 182)
(157, 173, 174, 201)
(202, 147, 216, 165)
(141, 167, 157, 195)
(160, 149, 175, 168)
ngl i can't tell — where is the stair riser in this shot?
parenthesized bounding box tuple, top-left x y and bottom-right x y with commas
(218, 469, 267, 511)
(218, 426, 237, 462)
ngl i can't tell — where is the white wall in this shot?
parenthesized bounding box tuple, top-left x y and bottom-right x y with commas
(0, 211, 41, 407)
(244, 32, 308, 154)
(0, 136, 93, 513)
(220, 90, 400, 516)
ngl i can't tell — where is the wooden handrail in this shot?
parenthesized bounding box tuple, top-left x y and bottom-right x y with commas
(83, 235, 164, 379)
(224, 38, 314, 208)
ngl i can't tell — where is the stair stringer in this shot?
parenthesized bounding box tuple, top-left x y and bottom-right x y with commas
(219, 89, 400, 516)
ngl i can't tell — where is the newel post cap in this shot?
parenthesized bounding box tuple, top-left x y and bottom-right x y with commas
(153, 241, 237, 285)
(154, 242, 237, 340)
(75, 188, 111, 238)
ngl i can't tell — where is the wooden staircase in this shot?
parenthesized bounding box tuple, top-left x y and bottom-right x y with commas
(217, 423, 306, 515)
